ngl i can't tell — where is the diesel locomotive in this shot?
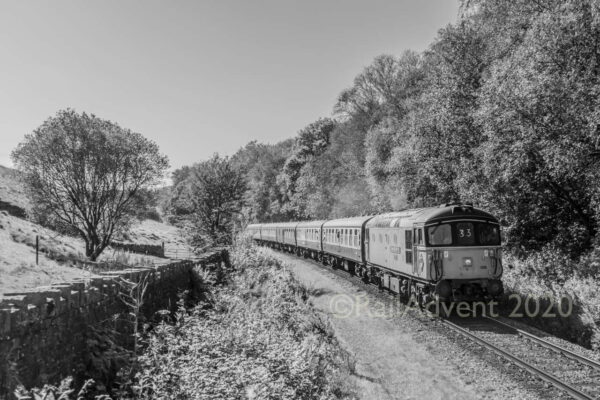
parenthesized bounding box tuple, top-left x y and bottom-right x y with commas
(245, 203, 504, 305)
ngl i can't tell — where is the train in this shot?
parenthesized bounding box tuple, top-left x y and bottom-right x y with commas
(245, 203, 504, 306)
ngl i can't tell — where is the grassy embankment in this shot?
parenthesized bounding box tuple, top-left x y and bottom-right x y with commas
(0, 164, 188, 297)
(133, 238, 356, 399)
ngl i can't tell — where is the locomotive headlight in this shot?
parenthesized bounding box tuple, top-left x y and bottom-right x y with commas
(464, 257, 472, 268)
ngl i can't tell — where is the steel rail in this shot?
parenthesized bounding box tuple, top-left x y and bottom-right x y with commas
(484, 316, 600, 371)
(441, 318, 594, 400)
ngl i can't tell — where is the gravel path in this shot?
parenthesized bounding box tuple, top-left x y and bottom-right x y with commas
(273, 251, 548, 400)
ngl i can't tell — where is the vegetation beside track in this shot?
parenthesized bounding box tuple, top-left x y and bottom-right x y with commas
(502, 251, 600, 350)
(133, 237, 356, 399)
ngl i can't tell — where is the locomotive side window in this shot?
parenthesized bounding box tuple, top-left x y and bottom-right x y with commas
(427, 224, 452, 245)
(456, 222, 475, 245)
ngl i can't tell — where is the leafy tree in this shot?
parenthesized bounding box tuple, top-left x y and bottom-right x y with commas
(231, 139, 294, 222)
(12, 109, 169, 260)
(186, 154, 246, 246)
(473, 0, 600, 255)
(278, 118, 336, 213)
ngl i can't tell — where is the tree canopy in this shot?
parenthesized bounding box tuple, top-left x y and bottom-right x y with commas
(169, 0, 600, 264)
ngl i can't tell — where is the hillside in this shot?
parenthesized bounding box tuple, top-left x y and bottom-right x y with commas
(0, 165, 191, 299)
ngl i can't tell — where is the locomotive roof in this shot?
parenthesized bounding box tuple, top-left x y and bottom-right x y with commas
(322, 215, 374, 228)
(366, 204, 497, 228)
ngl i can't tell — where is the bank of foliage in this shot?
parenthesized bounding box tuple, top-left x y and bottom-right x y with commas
(134, 238, 355, 399)
(165, 1, 600, 338)
(170, 1, 600, 258)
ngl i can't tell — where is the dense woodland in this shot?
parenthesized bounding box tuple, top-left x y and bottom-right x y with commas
(169, 0, 600, 270)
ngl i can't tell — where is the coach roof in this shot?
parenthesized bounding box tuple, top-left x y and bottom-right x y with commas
(323, 216, 373, 228)
(296, 220, 326, 228)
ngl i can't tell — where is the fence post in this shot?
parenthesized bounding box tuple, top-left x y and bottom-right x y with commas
(36, 235, 39, 265)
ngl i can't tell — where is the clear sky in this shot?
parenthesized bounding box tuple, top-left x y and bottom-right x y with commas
(0, 0, 459, 171)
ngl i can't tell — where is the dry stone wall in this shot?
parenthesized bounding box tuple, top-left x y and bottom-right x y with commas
(0, 248, 229, 398)
(109, 241, 165, 258)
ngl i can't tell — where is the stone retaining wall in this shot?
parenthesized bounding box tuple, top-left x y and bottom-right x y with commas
(0, 248, 229, 398)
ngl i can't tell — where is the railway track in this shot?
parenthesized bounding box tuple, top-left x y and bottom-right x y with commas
(274, 249, 600, 399)
(441, 316, 600, 399)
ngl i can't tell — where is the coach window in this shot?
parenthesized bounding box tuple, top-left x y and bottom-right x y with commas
(417, 229, 424, 245)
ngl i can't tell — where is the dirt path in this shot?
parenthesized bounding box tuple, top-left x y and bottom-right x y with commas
(274, 251, 480, 400)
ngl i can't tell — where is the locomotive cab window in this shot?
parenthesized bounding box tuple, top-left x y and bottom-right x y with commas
(479, 224, 500, 245)
(427, 224, 452, 245)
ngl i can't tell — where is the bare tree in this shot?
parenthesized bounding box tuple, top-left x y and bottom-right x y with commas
(12, 109, 169, 260)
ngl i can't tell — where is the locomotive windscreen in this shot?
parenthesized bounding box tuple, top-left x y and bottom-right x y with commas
(426, 221, 500, 246)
